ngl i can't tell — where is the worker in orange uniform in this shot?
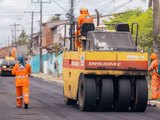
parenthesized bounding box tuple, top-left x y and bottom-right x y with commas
(11, 47, 17, 60)
(75, 8, 94, 49)
(148, 53, 160, 100)
(12, 55, 31, 109)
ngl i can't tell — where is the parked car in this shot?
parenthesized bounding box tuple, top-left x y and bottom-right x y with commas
(0, 59, 18, 76)
(0, 59, 3, 74)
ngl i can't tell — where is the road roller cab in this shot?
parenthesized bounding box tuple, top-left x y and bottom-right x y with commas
(63, 22, 148, 112)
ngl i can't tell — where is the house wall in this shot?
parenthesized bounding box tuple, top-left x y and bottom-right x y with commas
(30, 52, 63, 74)
(56, 53, 63, 74)
(31, 21, 68, 74)
(42, 24, 53, 48)
(32, 36, 39, 55)
(30, 54, 40, 73)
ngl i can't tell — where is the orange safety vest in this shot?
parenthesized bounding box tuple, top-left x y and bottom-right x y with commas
(148, 60, 159, 76)
(12, 63, 31, 87)
(78, 13, 93, 30)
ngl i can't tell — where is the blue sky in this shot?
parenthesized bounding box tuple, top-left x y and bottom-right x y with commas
(0, 0, 148, 47)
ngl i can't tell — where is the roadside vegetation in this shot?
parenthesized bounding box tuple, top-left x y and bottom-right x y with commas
(103, 8, 153, 52)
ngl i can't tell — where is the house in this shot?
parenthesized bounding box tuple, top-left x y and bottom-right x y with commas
(42, 20, 69, 49)
(41, 20, 70, 74)
(30, 20, 70, 74)
(32, 33, 40, 55)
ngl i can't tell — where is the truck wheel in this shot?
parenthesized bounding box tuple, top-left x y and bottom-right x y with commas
(99, 78, 113, 111)
(78, 75, 96, 111)
(1, 71, 5, 76)
(1, 71, 4, 76)
(3, 72, 6, 76)
(131, 78, 148, 112)
(114, 79, 131, 111)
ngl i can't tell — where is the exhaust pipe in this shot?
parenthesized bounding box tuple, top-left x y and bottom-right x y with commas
(95, 9, 100, 26)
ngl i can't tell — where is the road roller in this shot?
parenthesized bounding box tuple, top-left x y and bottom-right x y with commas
(63, 17, 148, 112)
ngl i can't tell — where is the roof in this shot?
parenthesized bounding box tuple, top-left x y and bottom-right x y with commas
(43, 20, 70, 29)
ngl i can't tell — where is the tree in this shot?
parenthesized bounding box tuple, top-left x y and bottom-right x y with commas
(49, 15, 60, 22)
(16, 30, 28, 45)
(103, 9, 153, 51)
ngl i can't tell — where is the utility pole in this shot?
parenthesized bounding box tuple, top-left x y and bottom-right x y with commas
(11, 29, 14, 46)
(69, 0, 75, 50)
(14, 24, 16, 43)
(14, 23, 19, 43)
(8, 36, 10, 46)
(153, 0, 160, 54)
(40, 0, 43, 72)
(31, 0, 51, 72)
(31, 11, 34, 54)
(24, 11, 39, 54)
(11, 23, 20, 46)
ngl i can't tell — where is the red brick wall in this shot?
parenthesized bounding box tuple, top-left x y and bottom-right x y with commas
(42, 24, 53, 48)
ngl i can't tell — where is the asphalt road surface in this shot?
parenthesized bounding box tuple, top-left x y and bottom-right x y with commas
(0, 76, 160, 120)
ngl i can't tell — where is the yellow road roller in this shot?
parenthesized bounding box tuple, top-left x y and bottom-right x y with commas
(63, 22, 148, 112)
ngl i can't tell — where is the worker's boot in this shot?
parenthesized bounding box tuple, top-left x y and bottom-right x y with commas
(24, 104, 28, 109)
(17, 106, 22, 108)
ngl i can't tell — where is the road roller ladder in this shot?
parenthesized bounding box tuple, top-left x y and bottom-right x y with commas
(63, 22, 148, 112)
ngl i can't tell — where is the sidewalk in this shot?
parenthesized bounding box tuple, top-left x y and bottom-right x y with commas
(31, 73, 160, 109)
(148, 100, 160, 108)
(31, 73, 63, 84)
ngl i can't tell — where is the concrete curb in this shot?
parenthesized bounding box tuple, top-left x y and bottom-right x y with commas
(148, 101, 160, 108)
(31, 73, 63, 84)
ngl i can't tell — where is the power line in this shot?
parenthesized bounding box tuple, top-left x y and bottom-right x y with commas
(11, 23, 20, 44)
(95, 0, 114, 10)
(100, 0, 133, 14)
(52, 0, 68, 12)
(24, 11, 40, 54)
(74, 0, 81, 11)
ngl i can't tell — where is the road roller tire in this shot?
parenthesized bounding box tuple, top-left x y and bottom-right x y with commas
(99, 78, 114, 111)
(114, 78, 131, 111)
(78, 75, 96, 111)
(64, 96, 77, 105)
(63, 89, 77, 105)
(131, 78, 148, 112)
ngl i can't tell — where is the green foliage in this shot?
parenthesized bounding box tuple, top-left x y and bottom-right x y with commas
(47, 43, 62, 56)
(50, 15, 60, 22)
(103, 8, 153, 51)
(16, 30, 29, 45)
